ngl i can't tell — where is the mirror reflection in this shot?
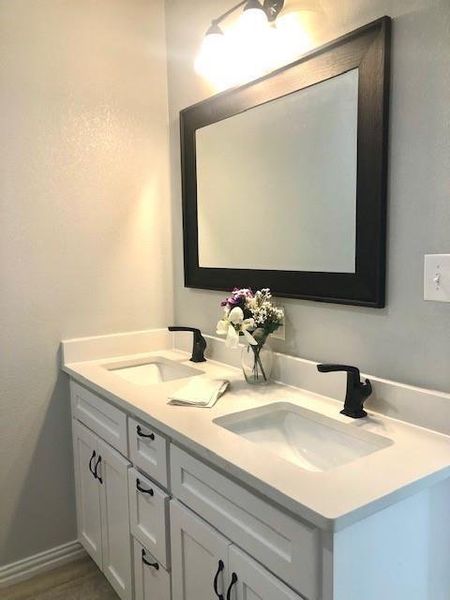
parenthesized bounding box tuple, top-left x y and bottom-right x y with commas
(196, 69, 358, 273)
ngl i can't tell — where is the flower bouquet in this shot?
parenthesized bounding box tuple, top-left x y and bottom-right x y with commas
(216, 288, 284, 384)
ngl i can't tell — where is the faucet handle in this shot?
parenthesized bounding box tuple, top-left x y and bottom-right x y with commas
(361, 378, 372, 397)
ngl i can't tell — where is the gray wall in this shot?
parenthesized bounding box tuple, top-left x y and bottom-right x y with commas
(0, 0, 172, 566)
(165, 0, 450, 393)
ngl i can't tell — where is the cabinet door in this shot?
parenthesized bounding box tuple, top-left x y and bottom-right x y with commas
(98, 439, 132, 600)
(227, 546, 302, 600)
(134, 539, 171, 600)
(171, 500, 230, 600)
(72, 420, 102, 568)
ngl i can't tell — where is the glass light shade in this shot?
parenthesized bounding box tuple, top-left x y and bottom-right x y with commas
(232, 4, 271, 86)
(275, 11, 315, 57)
(238, 6, 268, 33)
(194, 31, 227, 78)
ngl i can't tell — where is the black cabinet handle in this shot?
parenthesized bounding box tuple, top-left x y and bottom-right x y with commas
(136, 425, 155, 440)
(136, 478, 154, 496)
(213, 560, 225, 599)
(88, 450, 97, 479)
(94, 455, 102, 484)
(142, 549, 159, 570)
(226, 573, 238, 600)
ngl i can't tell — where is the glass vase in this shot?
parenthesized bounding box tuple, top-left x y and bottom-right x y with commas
(241, 336, 273, 385)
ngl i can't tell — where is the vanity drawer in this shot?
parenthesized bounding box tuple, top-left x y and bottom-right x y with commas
(70, 381, 127, 455)
(133, 539, 171, 600)
(128, 417, 168, 489)
(128, 468, 170, 568)
(170, 445, 320, 600)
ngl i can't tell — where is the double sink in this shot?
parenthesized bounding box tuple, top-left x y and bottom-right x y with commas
(103, 356, 392, 474)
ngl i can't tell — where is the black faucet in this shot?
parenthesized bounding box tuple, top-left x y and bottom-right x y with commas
(168, 326, 207, 363)
(317, 364, 372, 418)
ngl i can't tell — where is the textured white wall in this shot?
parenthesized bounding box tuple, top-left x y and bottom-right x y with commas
(165, 0, 450, 393)
(0, 0, 172, 565)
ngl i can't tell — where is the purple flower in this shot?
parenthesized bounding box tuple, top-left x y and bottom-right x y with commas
(221, 288, 253, 308)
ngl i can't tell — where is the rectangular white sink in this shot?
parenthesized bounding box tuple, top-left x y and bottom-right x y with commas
(103, 356, 201, 385)
(214, 402, 393, 472)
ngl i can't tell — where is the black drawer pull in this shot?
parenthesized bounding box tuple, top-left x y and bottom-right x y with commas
(226, 573, 238, 600)
(213, 560, 225, 599)
(88, 450, 97, 478)
(94, 455, 102, 484)
(142, 549, 159, 570)
(136, 478, 154, 496)
(136, 425, 155, 440)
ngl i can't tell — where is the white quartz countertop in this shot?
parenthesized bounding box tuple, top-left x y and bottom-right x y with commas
(63, 349, 450, 532)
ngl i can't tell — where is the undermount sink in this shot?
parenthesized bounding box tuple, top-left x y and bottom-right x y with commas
(214, 402, 393, 472)
(103, 356, 201, 385)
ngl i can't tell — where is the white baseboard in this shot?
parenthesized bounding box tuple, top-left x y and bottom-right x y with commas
(0, 540, 86, 589)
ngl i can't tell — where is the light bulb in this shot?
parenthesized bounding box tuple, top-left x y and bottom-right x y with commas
(275, 11, 314, 59)
(239, 2, 268, 33)
(194, 26, 227, 79)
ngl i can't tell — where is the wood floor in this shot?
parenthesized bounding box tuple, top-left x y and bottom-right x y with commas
(0, 557, 118, 600)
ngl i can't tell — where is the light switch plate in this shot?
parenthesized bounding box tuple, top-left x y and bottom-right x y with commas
(424, 254, 450, 302)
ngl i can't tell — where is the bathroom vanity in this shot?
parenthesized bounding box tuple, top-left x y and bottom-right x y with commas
(63, 330, 450, 600)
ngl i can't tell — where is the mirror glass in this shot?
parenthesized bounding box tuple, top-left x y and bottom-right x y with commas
(196, 69, 358, 273)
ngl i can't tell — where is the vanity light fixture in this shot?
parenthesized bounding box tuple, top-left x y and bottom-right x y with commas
(195, 0, 285, 87)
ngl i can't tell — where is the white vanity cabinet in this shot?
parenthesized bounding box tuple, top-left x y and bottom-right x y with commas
(69, 375, 449, 600)
(72, 419, 133, 600)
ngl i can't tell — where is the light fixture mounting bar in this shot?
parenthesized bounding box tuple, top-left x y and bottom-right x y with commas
(210, 0, 284, 27)
(211, 0, 247, 26)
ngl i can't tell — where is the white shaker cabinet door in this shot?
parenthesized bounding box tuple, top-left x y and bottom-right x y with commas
(72, 420, 102, 569)
(171, 500, 231, 600)
(134, 539, 171, 600)
(97, 438, 132, 600)
(227, 545, 303, 600)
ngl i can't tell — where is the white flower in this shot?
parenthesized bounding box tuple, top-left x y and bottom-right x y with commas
(216, 307, 257, 349)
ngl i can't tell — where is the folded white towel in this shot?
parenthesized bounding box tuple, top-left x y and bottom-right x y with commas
(168, 378, 229, 408)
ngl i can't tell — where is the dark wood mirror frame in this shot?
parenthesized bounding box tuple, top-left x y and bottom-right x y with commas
(180, 17, 391, 308)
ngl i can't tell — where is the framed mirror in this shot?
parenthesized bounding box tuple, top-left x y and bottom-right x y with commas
(180, 17, 391, 307)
